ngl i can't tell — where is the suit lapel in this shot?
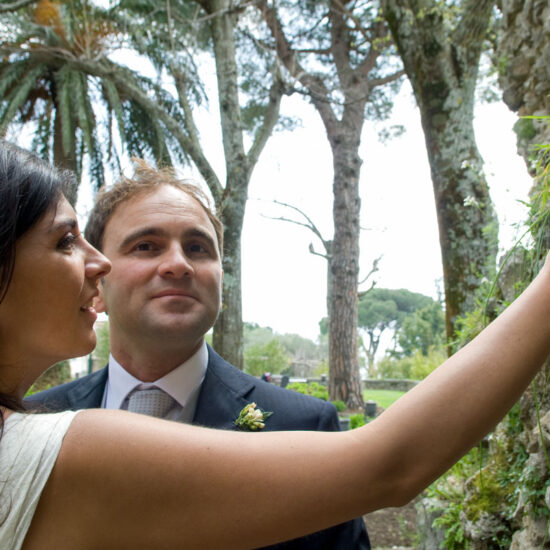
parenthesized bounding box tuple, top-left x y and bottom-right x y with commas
(193, 346, 254, 430)
(67, 367, 108, 409)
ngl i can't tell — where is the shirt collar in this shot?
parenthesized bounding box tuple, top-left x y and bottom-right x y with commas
(104, 341, 208, 410)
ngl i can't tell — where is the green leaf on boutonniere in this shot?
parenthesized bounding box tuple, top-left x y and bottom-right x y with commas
(234, 402, 273, 431)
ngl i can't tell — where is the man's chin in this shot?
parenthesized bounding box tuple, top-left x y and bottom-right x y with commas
(146, 317, 210, 339)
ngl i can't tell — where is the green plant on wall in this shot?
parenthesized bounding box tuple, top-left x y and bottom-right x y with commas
(425, 120, 550, 547)
(286, 382, 328, 401)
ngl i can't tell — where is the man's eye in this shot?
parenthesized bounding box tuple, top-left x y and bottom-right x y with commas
(188, 243, 208, 254)
(134, 242, 155, 251)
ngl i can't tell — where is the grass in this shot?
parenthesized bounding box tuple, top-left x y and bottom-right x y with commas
(363, 389, 406, 409)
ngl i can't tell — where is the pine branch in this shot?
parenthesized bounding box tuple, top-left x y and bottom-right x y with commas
(0, 0, 37, 13)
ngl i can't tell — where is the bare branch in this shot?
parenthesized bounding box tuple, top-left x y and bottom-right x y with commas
(256, 0, 339, 131)
(309, 242, 329, 260)
(261, 199, 331, 256)
(247, 65, 285, 169)
(331, 0, 372, 44)
(357, 256, 381, 297)
(193, 0, 258, 22)
(369, 69, 406, 88)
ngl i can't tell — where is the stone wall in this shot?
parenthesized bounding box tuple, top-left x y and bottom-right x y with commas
(497, 0, 550, 165)
(363, 378, 419, 392)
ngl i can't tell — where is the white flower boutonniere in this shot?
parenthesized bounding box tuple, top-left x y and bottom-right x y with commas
(234, 402, 273, 431)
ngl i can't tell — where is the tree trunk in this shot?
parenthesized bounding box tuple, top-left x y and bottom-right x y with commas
(382, 0, 498, 341)
(213, 199, 245, 369)
(328, 131, 364, 410)
(200, 0, 250, 369)
(257, 0, 405, 408)
(427, 110, 498, 340)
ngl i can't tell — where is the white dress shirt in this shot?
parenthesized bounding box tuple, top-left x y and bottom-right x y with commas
(102, 341, 208, 423)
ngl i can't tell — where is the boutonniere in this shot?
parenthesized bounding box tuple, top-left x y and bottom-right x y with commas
(234, 402, 273, 431)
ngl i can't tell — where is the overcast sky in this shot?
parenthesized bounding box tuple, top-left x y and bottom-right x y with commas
(236, 86, 532, 341)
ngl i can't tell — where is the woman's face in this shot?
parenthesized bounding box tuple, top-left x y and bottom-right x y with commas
(0, 195, 111, 385)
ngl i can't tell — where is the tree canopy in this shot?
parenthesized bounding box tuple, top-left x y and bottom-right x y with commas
(357, 288, 443, 374)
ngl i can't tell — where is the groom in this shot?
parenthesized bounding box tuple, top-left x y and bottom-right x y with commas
(27, 160, 369, 549)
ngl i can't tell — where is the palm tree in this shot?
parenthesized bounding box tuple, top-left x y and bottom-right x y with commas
(0, 0, 177, 198)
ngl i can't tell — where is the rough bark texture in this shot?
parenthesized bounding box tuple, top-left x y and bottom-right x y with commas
(497, 0, 550, 162)
(496, 0, 550, 248)
(382, 0, 499, 341)
(328, 127, 364, 408)
(203, 0, 248, 369)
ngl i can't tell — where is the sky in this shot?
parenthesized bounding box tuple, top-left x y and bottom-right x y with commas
(68, 75, 533, 345)
(236, 86, 532, 341)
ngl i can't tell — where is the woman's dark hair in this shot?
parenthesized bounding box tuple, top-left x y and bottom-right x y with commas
(0, 140, 76, 412)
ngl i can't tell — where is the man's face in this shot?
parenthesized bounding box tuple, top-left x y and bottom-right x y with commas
(96, 185, 222, 358)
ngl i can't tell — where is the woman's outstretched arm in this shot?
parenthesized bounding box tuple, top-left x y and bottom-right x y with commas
(23, 260, 550, 550)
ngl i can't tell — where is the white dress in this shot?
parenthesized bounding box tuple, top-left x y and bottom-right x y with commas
(0, 411, 79, 550)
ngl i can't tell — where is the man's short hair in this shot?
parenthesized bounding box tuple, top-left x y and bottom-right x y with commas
(85, 159, 224, 256)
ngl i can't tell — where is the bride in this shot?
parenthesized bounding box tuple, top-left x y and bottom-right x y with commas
(1, 139, 550, 550)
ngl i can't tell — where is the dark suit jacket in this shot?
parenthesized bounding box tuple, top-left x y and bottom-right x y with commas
(26, 346, 370, 550)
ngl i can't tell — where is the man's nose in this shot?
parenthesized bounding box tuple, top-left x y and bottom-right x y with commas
(158, 246, 193, 278)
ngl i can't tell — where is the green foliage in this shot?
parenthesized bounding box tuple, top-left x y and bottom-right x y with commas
(377, 347, 446, 380)
(426, 403, 549, 548)
(397, 302, 446, 357)
(349, 413, 366, 429)
(452, 271, 506, 350)
(427, 446, 487, 550)
(311, 359, 329, 377)
(27, 360, 71, 395)
(318, 316, 328, 336)
(0, 0, 179, 190)
(409, 348, 446, 380)
(428, 119, 550, 548)
(286, 382, 328, 401)
(358, 288, 442, 374)
(358, 288, 436, 334)
(376, 354, 414, 379)
(244, 339, 290, 377)
(94, 321, 110, 367)
(265, 0, 402, 122)
(514, 117, 537, 142)
(362, 389, 405, 409)
(244, 323, 325, 377)
(331, 400, 346, 412)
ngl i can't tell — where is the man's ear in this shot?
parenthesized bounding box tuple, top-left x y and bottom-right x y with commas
(219, 270, 224, 311)
(94, 282, 107, 314)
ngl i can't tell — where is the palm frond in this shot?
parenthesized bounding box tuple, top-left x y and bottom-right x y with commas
(31, 103, 53, 159)
(72, 70, 96, 156)
(101, 77, 126, 152)
(0, 62, 46, 132)
(54, 64, 75, 157)
(0, 59, 28, 99)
